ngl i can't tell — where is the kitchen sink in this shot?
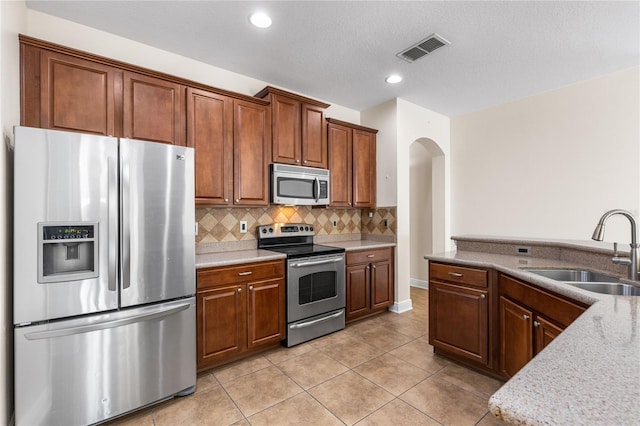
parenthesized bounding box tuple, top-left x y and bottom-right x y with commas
(566, 282, 640, 296)
(525, 268, 621, 283)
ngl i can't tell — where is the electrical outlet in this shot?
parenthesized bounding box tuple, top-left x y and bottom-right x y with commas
(332, 220, 337, 228)
(240, 221, 247, 233)
(383, 219, 388, 228)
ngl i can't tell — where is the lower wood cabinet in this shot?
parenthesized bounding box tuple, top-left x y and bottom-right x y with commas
(196, 260, 285, 371)
(428, 262, 490, 367)
(346, 248, 394, 321)
(498, 273, 587, 378)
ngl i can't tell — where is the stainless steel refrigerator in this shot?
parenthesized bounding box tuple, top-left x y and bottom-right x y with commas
(13, 126, 196, 426)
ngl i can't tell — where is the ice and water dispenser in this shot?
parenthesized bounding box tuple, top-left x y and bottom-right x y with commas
(38, 223, 99, 283)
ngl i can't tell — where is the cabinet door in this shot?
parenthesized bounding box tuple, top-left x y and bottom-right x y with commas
(534, 315, 563, 355)
(186, 88, 233, 205)
(271, 94, 301, 165)
(197, 284, 245, 369)
(499, 296, 533, 378)
(233, 99, 271, 206)
(301, 103, 327, 168)
(346, 264, 370, 320)
(39, 50, 118, 136)
(247, 278, 286, 348)
(328, 122, 352, 207)
(352, 129, 376, 208)
(371, 260, 393, 310)
(429, 281, 489, 365)
(123, 71, 184, 145)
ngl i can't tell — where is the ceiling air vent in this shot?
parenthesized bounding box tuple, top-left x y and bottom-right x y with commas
(397, 33, 450, 63)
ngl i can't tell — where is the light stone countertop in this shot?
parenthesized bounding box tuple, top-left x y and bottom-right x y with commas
(323, 240, 396, 251)
(196, 249, 286, 269)
(425, 250, 640, 425)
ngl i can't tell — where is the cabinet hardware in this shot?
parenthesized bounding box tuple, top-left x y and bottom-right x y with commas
(235, 199, 240, 202)
(372, 264, 376, 269)
(238, 271, 252, 276)
(448, 272, 463, 277)
(303, 160, 307, 164)
(533, 321, 540, 327)
(480, 294, 486, 299)
(523, 314, 530, 320)
(224, 198, 228, 202)
(295, 159, 300, 163)
(367, 254, 375, 258)
(249, 286, 254, 291)
(237, 288, 242, 293)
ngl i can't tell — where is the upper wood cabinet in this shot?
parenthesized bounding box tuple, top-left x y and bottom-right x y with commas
(256, 86, 330, 168)
(122, 71, 184, 145)
(327, 118, 377, 208)
(21, 45, 120, 136)
(186, 88, 233, 205)
(233, 99, 271, 206)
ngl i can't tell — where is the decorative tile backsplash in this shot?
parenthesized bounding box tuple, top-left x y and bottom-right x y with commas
(195, 205, 396, 246)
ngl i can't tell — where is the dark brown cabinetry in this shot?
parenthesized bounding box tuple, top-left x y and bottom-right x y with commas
(498, 274, 587, 378)
(346, 248, 394, 321)
(122, 71, 184, 145)
(196, 260, 285, 371)
(327, 118, 377, 208)
(256, 86, 330, 168)
(428, 262, 490, 366)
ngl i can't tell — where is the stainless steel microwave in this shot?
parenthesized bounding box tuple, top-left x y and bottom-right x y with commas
(271, 163, 330, 205)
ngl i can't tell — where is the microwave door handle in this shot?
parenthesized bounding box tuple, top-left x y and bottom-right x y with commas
(314, 177, 320, 203)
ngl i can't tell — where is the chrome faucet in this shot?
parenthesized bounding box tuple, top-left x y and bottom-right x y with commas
(592, 209, 639, 281)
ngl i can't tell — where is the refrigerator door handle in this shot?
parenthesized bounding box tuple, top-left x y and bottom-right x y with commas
(120, 148, 131, 290)
(23, 302, 192, 340)
(108, 157, 118, 292)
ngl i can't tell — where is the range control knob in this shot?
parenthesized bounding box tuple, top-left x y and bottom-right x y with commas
(268, 227, 273, 233)
(305, 226, 310, 231)
(261, 228, 267, 234)
(310, 226, 314, 232)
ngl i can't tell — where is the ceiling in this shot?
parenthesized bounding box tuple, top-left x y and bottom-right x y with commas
(25, 1, 640, 117)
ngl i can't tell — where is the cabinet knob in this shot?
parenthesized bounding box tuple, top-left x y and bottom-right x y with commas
(235, 199, 240, 203)
(480, 294, 486, 299)
(523, 314, 530, 320)
(249, 285, 254, 291)
(372, 264, 376, 269)
(237, 288, 242, 293)
(349, 203, 352, 206)
(303, 160, 307, 164)
(295, 159, 300, 163)
(224, 198, 228, 202)
(533, 321, 540, 327)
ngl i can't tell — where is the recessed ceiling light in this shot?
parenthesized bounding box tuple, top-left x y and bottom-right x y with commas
(385, 74, 403, 84)
(250, 12, 272, 28)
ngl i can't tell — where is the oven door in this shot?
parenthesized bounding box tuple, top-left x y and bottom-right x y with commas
(287, 253, 345, 322)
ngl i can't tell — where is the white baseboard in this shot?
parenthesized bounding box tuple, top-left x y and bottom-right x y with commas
(389, 298, 413, 314)
(410, 278, 428, 289)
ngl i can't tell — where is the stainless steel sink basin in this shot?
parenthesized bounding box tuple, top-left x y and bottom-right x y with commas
(525, 268, 621, 283)
(566, 282, 640, 296)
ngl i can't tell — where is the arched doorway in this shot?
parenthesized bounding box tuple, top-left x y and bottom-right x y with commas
(409, 138, 445, 288)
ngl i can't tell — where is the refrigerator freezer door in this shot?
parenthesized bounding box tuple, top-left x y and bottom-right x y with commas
(14, 297, 196, 426)
(13, 127, 119, 324)
(120, 139, 195, 307)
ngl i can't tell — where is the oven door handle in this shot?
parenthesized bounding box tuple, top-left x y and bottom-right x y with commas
(289, 310, 344, 329)
(290, 257, 343, 268)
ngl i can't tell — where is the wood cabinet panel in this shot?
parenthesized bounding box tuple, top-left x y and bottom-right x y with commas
(346, 264, 369, 320)
(499, 296, 533, 377)
(429, 281, 489, 364)
(197, 261, 284, 290)
(327, 122, 352, 207)
(186, 88, 233, 205)
(233, 99, 271, 206)
(197, 284, 245, 366)
(301, 104, 327, 168)
(352, 129, 376, 208)
(38, 50, 118, 136)
(347, 248, 391, 265)
(271, 94, 300, 164)
(123, 71, 184, 145)
(371, 260, 393, 309)
(247, 278, 286, 348)
(534, 315, 563, 355)
(430, 262, 488, 288)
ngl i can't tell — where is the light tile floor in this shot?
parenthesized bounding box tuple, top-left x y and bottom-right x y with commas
(107, 287, 505, 426)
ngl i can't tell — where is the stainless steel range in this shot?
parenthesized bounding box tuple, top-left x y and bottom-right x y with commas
(257, 223, 346, 346)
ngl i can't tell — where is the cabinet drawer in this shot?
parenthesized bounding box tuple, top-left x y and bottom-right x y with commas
(197, 260, 284, 290)
(499, 274, 586, 328)
(347, 248, 391, 265)
(430, 262, 488, 288)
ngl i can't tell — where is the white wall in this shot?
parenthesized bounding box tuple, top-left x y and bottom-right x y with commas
(1, 2, 27, 423)
(410, 143, 432, 283)
(25, 9, 359, 123)
(361, 99, 398, 207)
(451, 67, 640, 245)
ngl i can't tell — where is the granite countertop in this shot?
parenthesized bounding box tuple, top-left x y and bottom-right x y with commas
(196, 240, 395, 269)
(425, 250, 640, 425)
